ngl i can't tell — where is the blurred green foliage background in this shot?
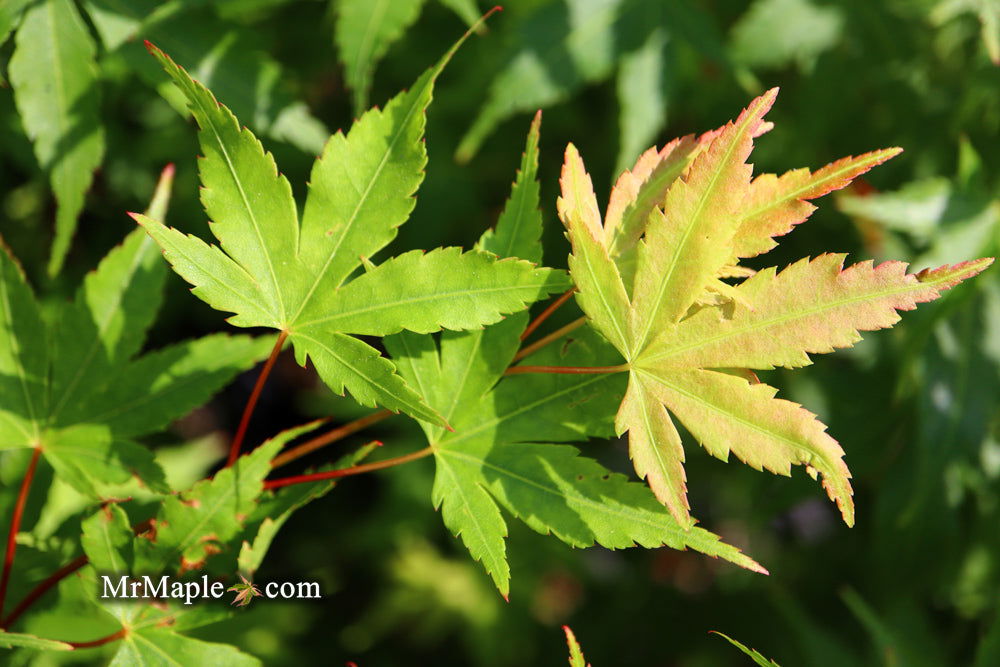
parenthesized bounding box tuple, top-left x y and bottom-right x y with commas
(2, 0, 999, 664)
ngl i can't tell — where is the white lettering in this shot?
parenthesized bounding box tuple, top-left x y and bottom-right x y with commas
(101, 575, 127, 599)
(298, 582, 320, 598)
(143, 575, 168, 598)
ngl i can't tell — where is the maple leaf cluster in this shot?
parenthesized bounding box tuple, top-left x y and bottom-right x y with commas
(556, 88, 993, 528)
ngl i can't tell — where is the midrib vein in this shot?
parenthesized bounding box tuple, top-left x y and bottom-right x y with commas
(190, 90, 285, 321)
(650, 272, 950, 362)
(634, 109, 755, 349)
(298, 283, 540, 329)
(293, 81, 427, 323)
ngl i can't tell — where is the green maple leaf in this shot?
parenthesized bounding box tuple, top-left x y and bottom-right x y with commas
(98, 599, 259, 666)
(134, 33, 569, 428)
(557, 89, 994, 528)
(82, 419, 376, 581)
(131, 427, 291, 575)
(76, 438, 290, 661)
(0, 168, 271, 499)
(110, 629, 260, 666)
(387, 115, 764, 597)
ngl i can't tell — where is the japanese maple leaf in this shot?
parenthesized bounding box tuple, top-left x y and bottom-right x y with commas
(558, 88, 994, 528)
(386, 115, 764, 597)
(228, 575, 262, 607)
(132, 38, 569, 428)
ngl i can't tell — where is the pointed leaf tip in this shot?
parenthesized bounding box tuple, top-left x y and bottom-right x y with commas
(915, 257, 994, 285)
(755, 87, 779, 120)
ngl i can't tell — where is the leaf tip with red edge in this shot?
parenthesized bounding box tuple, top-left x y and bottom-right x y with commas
(759, 87, 779, 114)
(915, 257, 994, 285)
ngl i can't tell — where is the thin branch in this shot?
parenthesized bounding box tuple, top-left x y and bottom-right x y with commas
(65, 627, 128, 649)
(1, 555, 89, 629)
(263, 446, 433, 491)
(520, 288, 576, 341)
(504, 364, 628, 376)
(226, 330, 289, 467)
(0, 447, 41, 621)
(271, 409, 393, 469)
(512, 317, 586, 363)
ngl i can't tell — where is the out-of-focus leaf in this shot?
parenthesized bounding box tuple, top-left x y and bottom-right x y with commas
(897, 279, 1000, 529)
(43, 425, 169, 497)
(0, 630, 72, 651)
(83, 0, 162, 50)
(9, 0, 106, 276)
(47, 228, 166, 428)
(931, 0, 1000, 64)
(0, 172, 268, 499)
(335, 0, 427, 112)
(0, 243, 49, 449)
(133, 434, 285, 575)
(974, 607, 1000, 667)
(238, 428, 379, 574)
(980, 0, 1000, 64)
(615, 26, 669, 176)
(0, 0, 31, 48)
(840, 588, 905, 665)
(110, 629, 260, 666)
(64, 334, 275, 439)
(214, 0, 297, 19)
(118, 11, 330, 154)
(730, 0, 844, 70)
(457, 0, 662, 161)
(438, 0, 480, 27)
(81, 504, 133, 573)
(839, 178, 999, 267)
